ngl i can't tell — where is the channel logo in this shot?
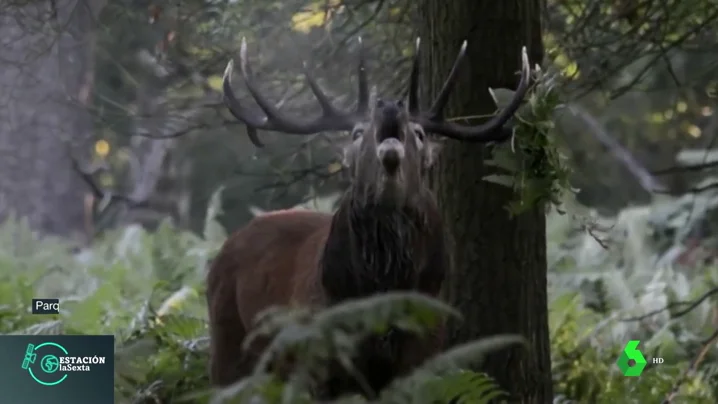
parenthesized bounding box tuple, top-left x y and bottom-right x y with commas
(617, 340, 663, 376)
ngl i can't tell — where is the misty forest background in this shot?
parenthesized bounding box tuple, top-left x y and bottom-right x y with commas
(1, 0, 718, 403)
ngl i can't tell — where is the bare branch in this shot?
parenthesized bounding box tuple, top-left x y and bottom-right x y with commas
(566, 104, 666, 193)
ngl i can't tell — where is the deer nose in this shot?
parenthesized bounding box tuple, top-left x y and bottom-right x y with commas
(377, 138, 404, 174)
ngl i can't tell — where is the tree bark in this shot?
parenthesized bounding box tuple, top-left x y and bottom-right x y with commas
(418, 1, 553, 402)
(0, 0, 104, 237)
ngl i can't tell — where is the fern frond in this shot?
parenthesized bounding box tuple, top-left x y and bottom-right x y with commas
(13, 319, 63, 335)
(418, 335, 527, 373)
(423, 370, 504, 404)
(314, 292, 462, 334)
(379, 335, 523, 403)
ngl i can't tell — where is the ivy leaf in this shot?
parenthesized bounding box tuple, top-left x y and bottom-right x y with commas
(327, 161, 343, 174)
(488, 88, 517, 109)
(206, 75, 223, 92)
(482, 174, 515, 188)
(484, 146, 519, 172)
(204, 187, 227, 244)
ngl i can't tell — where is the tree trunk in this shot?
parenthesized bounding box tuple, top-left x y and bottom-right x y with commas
(0, 0, 104, 237)
(418, 1, 553, 402)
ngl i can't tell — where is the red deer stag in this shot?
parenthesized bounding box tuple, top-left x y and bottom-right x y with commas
(208, 37, 530, 398)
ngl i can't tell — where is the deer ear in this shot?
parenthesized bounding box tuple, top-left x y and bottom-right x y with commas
(342, 147, 353, 167)
(326, 133, 353, 167)
(341, 136, 363, 167)
(424, 137, 443, 168)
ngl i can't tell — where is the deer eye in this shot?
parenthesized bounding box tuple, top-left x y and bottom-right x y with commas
(413, 129, 424, 141)
(352, 128, 364, 140)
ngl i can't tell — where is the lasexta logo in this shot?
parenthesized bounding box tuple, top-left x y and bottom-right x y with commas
(20, 341, 107, 386)
(617, 340, 647, 376)
(21, 342, 69, 385)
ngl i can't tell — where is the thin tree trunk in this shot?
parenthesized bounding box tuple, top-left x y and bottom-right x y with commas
(0, 0, 104, 237)
(418, 1, 553, 402)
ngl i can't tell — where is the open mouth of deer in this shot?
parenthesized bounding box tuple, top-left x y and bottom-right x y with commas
(375, 102, 405, 176)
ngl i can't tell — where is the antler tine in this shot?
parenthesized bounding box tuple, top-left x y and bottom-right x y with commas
(426, 40, 467, 119)
(302, 61, 346, 118)
(223, 59, 265, 147)
(407, 37, 421, 115)
(356, 36, 369, 115)
(418, 46, 532, 143)
(222, 37, 357, 146)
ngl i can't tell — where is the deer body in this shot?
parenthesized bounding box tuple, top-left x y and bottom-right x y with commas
(207, 37, 530, 398)
(208, 190, 449, 395)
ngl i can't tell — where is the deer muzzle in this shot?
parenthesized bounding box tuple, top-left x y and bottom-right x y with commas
(377, 138, 404, 175)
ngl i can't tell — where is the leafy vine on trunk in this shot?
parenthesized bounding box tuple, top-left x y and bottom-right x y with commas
(483, 69, 571, 215)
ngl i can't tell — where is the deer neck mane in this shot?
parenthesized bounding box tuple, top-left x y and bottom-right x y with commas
(319, 188, 432, 304)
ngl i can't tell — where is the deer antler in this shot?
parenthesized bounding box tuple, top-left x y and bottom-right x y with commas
(408, 38, 531, 142)
(222, 37, 369, 147)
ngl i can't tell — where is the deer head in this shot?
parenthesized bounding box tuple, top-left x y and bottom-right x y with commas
(222, 38, 530, 205)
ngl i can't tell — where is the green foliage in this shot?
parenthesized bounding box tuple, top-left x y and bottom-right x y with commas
(213, 295, 519, 404)
(547, 196, 718, 403)
(0, 198, 515, 403)
(3, 191, 718, 403)
(484, 67, 572, 215)
(0, 208, 217, 402)
(417, 370, 505, 404)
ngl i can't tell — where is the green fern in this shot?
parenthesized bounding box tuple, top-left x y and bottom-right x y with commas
(1, 184, 718, 403)
(422, 370, 504, 404)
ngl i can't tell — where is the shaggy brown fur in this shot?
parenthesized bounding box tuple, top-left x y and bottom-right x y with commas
(206, 186, 449, 398)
